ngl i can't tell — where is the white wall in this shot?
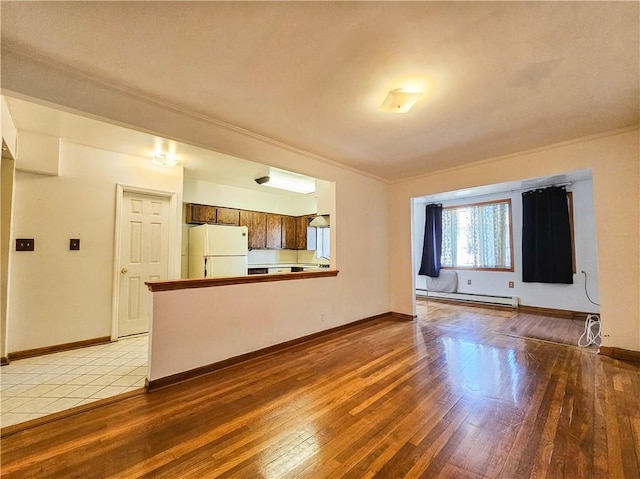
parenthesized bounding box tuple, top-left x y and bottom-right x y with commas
(184, 177, 317, 216)
(15, 130, 61, 176)
(391, 128, 639, 351)
(412, 179, 600, 312)
(8, 141, 183, 352)
(2, 96, 18, 159)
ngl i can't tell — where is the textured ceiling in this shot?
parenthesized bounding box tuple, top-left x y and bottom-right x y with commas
(1, 1, 638, 181)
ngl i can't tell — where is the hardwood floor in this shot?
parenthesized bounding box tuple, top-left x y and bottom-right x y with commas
(417, 299, 599, 349)
(2, 306, 639, 478)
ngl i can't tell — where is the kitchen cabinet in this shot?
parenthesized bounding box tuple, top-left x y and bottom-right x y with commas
(281, 215, 297, 249)
(186, 203, 318, 251)
(294, 215, 316, 250)
(265, 214, 282, 249)
(240, 210, 267, 249)
(185, 204, 216, 224)
(216, 207, 240, 226)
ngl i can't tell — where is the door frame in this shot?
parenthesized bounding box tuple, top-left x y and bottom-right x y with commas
(111, 184, 179, 341)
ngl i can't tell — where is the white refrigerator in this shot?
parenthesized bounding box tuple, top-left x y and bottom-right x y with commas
(188, 224, 249, 278)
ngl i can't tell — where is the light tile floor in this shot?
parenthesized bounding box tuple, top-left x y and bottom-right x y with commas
(1, 335, 148, 428)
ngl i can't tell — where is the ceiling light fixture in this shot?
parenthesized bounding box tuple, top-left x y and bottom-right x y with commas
(255, 168, 316, 194)
(380, 88, 424, 113)
(151, 153, 179, 168)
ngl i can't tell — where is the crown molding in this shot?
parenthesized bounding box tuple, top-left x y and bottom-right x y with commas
(391, 124, 639, 185)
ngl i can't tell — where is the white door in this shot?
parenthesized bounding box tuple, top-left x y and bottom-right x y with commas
(117, 191, 170, 337)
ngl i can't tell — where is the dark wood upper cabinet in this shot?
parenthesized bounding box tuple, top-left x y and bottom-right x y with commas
(294, 215, 312, 250)
(240, 210, 267, 249)
(185, 204, 216, 224)
(266, 214, 283, 249)
(281, 216, 297, 249)
(216, 207, 240, 226)
(186, 203, 317, 250)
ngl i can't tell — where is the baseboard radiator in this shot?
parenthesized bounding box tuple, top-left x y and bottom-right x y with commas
(416, 289, 519, 308)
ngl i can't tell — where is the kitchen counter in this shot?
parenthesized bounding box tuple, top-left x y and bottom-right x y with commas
(146, 269, 339, 292)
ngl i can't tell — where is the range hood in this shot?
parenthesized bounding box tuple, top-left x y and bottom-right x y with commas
(309, 215, 330, 228)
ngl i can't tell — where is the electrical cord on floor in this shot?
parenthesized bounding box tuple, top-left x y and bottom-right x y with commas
(578, 314, 601, 347)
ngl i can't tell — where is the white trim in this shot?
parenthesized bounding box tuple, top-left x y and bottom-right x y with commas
(111, 184, 179, 342)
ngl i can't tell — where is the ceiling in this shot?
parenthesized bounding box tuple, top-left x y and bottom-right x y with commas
(1, 2, 638, 182)
(4, 96, 313, 198)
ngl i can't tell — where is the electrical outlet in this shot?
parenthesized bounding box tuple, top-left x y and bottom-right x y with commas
(467, 279, 472, 285)
(508, 281, 514, 288)
(16, 238, 34, 251)
(320, 312, 325, 322)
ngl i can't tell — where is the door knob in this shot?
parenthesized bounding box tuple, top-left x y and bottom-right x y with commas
(120, 267, 128, 274)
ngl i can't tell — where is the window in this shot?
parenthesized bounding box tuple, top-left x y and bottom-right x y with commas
(441, 199, 513, 271)
(316, 227, 330, 259)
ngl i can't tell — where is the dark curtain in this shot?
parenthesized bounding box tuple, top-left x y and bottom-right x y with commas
(522, 186, 573, 284)
(419, 204, 443, 278)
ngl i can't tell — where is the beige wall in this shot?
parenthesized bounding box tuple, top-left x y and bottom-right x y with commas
(390, 128, 640, 351)
(8, 141, 183, 352)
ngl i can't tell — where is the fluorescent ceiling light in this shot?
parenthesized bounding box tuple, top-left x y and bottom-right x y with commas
(151, 153, 179, 167)
(255, 168, 316, 194)
(380, 89, 424, 113)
